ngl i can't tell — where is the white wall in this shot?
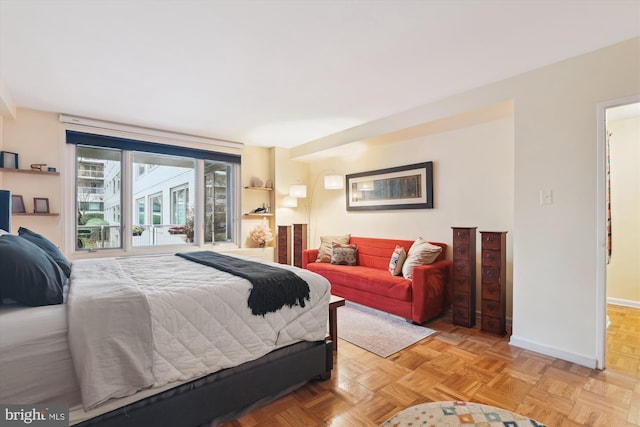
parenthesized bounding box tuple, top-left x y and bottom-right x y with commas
(294, 37, 640, 368)
(306, 116, 515, 318)
(607, 115, 640, 305)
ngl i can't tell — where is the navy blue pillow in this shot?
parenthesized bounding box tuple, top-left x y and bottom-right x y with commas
(0, 235, 65, 306)
(18, 227, 71, 278)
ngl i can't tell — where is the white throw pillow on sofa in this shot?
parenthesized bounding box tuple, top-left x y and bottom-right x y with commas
(388, 245, 407, 276)
(402, 237, 442, 280)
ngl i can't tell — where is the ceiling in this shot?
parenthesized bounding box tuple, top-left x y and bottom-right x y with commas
(1, 1, 639, 148)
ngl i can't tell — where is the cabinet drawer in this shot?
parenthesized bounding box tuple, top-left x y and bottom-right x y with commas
(481, 316, 504, 335)
(453, 261, 470, 276)
(453, 229, 471, 244)
(453, 276, 470, 292)
(453, 245, 470, 260)
(482, 283, 501, 301)
(481, 299, 501, 317)
(453, 306, 471, 325)
(481, 232, 503, 250)
(453, 291, 470, 307)
(482, 250, 501, 267)
(481, 267, 500, 283)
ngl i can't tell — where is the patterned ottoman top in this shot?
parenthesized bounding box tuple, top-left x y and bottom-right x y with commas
(382, 401, 547, 427)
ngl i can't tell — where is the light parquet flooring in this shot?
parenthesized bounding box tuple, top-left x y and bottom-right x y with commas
(220, 306, 640, 427)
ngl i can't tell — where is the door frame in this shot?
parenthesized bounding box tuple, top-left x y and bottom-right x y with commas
(595, 95, 639, 370)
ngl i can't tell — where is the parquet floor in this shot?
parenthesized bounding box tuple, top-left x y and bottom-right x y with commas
(220, 305, 640, 426)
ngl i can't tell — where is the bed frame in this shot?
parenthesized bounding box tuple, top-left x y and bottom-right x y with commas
(74, 340, 333, 427)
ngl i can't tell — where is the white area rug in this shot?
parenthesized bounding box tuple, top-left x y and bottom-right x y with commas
(337, 302, 437, 358)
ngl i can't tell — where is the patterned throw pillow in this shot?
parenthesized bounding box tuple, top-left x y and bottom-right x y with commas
(388, 245, 407, 276)
(316, 234, 350, 263)
(402, 237, 442, 280)
(331, 243, 358, 266)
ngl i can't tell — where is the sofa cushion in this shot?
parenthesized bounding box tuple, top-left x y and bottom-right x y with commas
(305, 263, 412, 301)
(402, 237, 443, 280)
(349, 237, 414, 270)
(316, 234, 350, 263)
(331, 243, 358, 266)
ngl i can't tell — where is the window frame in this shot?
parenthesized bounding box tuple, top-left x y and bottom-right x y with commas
(63, 128, 242, 258)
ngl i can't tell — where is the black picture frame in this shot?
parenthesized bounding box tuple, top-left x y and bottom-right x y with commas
(346, 162, 433, 211)
(11, 195, 26, 213)
(0, 151, 19, 169)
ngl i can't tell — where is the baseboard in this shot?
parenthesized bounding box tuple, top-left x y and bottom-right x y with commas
(607, 297, 640, 309)
(509, 335, 597, 369)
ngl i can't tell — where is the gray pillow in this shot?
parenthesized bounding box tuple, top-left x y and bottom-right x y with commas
(0, 234, 65, 306)
(18, 227, 71, 278)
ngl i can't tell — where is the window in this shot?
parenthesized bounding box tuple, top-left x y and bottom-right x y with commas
(137, 198, 145, 225)
(171, 184, 189, 225)
(68, 130, 240, 253)
(148, 192, 163, 225)
(76, 145, 121, 250)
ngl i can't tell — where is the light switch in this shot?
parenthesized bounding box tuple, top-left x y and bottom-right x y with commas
(540, 189, 553, 205)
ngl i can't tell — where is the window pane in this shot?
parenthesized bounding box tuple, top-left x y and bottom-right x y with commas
(76, 145, 121, 250)
(205, 161, 233, 243)
(132, 152, 195, 247)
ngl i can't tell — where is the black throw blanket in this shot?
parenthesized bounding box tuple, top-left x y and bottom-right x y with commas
(175, 251, 310, 316)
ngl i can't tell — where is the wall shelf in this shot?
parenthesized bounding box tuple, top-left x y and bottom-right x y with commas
(244, 213, 274, 217)
(13, 212, 59, 216)
(0, 167, 60, 176)
(244, 186, 272, 191)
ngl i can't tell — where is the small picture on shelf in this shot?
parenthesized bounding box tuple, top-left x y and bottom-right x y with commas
(0, 151, 19, 169)
(33, 197, 50, 214)
(11, 195, 26, 213)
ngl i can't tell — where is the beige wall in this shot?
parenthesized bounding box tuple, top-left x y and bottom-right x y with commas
(1, 109, 62, 241)
(607, 115, 640, 305)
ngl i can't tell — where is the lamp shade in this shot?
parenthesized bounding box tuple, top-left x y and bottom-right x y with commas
(324, 175, 343, 190)
(289, 184, 307, 198)
(282, 196, 298, 208)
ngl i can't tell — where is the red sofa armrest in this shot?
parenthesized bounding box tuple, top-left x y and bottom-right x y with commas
(302, 249, 319, 269)
(410, 259, 453, 323)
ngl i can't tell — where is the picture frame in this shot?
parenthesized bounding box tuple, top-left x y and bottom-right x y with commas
(346, 162, 433, 211)
(0, 151, 19, 169)
(11, 195, 26, 213)
(33, 197, 50, 214)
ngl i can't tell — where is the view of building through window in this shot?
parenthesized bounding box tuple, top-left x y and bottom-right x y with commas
(75, 145, 234, 250)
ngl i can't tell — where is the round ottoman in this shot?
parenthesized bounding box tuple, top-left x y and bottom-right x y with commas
(382, 401, 547, 426)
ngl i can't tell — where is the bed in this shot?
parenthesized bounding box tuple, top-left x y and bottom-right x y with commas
(0, 233, 333, 427)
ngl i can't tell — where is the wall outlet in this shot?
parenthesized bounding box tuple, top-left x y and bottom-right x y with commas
(540, 189, 553, 205)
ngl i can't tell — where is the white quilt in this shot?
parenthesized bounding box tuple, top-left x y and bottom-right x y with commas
(68, 254, 331, 410)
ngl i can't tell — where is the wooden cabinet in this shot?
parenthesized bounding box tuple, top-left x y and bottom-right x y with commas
(451, 227, 477, 327)
(480, 231, 507, 335)
(292, 223, 307, 268)
(277, 225, 292, 265)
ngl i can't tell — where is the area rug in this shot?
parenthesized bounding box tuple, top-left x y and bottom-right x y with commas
(337, 302, 436, 358)
(381, 401, 548, 426)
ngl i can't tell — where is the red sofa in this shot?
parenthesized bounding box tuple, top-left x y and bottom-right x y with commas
(303, 236, 453, 324)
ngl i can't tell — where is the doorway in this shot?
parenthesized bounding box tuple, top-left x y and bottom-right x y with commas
(599, 99, 640, 378)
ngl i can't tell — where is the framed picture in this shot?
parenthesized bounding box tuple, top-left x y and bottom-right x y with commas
(33, 197, 50, 214)
(346, 162, 433, 211)
(11, 195, 26, 213)
(0, 151, 19, 169)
